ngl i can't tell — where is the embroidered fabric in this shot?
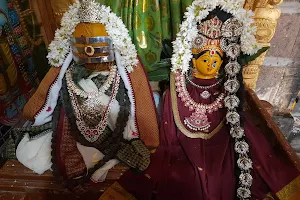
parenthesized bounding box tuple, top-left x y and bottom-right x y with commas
(51, 66, 150, 190)
(14, 122, 52, 140)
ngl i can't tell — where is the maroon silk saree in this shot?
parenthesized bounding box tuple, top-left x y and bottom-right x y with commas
(100, 77, 300, 200)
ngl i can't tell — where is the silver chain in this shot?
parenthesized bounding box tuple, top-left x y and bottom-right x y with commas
(185, 74, 223, 89)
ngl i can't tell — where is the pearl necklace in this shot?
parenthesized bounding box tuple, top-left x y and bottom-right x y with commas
(66, 66, 120, 143)
(186, 75, 223, 89)
(175, 71, 224, 132)
(67, 64, 117, 99)
(186, 74, 222, 99)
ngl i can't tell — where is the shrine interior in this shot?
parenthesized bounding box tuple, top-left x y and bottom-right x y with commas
(0, 0, 299, 200)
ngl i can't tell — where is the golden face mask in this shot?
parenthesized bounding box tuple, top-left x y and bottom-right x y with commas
(192, 50, 223, 79)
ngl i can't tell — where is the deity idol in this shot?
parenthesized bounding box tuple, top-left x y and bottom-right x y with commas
(15, 0, 159, 191)
(100, 1, 300, 200)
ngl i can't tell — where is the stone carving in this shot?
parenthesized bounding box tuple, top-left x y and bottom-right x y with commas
(243, 0, 282, 89)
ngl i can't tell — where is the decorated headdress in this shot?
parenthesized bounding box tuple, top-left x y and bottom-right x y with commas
(31, 0, 160, 147)
(171, 0, 262, 199)
(71, 0, 115, 64)
(20, 0, 159, 191)
(46, 0, 138, 72)
(192, 16, 224, 57)
(40, 0, 142, 141)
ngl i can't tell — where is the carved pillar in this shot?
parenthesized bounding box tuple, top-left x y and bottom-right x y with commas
(243, 0, 282, 89)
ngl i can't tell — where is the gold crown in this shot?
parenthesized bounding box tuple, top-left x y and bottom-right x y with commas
(192, 46, 224, 57)
(192, 16, 224, 57)
(78, 0, 101, 23)
(198, 16, 223, 39)
(192, 36, 224, 57)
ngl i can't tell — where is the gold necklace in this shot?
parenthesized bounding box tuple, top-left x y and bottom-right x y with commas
(170, 73, 225, 139)
(66, 66, 120, 143)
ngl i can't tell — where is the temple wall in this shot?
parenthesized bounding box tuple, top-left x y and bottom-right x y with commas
(256, 0, 300, 113)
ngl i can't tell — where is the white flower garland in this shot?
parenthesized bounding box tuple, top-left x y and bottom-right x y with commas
(47, 0, 138, 73)
(172, 1, 258, 199)
(171, 0, 260, 73)
(46, 1, 80, 67)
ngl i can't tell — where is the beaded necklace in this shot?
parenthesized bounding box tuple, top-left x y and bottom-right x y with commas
(67, 64, 117, 99)
(175, 71, 224, 132)
(186, 74, 223, 99)
(66, 65, 120, 143)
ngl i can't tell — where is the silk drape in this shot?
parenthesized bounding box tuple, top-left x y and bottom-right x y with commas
(96, 0, 194, 70)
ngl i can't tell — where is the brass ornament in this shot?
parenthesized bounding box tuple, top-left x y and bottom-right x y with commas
(71, 36, 115, 63)
(84, 46, 95, 56)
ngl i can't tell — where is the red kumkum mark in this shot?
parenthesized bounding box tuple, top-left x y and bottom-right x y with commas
(46, 107, 52, 112)
(132, 132, 139, 137)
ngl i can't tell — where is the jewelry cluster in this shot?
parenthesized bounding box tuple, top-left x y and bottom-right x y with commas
(186, 75, 223, 99)
(172, 0, 258, 199)
(222, 17, 253, 200)
(175, 72, 224, 132)
(66, 64, 120, 143)
(171, 0, 260, 74)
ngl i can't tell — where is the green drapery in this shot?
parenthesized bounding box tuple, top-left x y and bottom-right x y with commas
(96, 0, 194, 70)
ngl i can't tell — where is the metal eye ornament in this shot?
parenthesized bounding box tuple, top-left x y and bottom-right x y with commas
(84, 46, 95, 56)
(212, 61, 217, 68)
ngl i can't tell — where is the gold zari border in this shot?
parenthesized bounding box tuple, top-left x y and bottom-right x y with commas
(170, 73, 225, 139)
(276, 176, 300, 200)
(264, 192, 275, 200)
(129, 61, 160, 148)
(99, 182, 137, 200)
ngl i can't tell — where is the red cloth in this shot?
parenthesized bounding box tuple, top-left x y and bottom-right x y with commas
(117, 79, 299, 200)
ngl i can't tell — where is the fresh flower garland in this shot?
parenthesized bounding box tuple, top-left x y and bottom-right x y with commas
(46, 1, 80, 68)
(171, 0, 261, 199)
(47, 0, 138, 73)
(171, 0, 260, 73)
